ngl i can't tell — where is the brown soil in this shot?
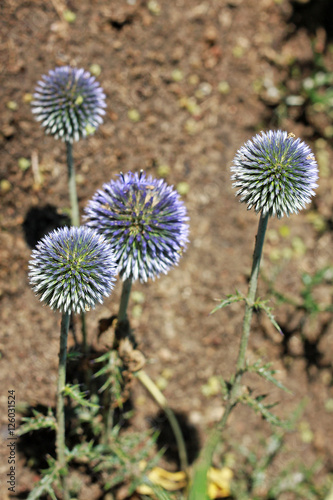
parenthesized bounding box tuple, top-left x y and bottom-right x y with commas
(1, 0, 333, 498)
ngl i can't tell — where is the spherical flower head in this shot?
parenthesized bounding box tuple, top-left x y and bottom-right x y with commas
(231, 130, 319, 218)
(84, 171, 190, 283)
(31, 66, 106, 143)
(29, 226, 117, 314)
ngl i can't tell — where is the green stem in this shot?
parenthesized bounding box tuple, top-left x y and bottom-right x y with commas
(117, 277, 188, 470)
(66, 141, 79, 227)
(66, 141, 87, 354)
(103, 378, 114, 447)
(118, 277, 132, 323)
(188, 212, 269, 499)
(103, 278, 133, 445)
(56, 312, 70, 499)
(106, 278, 188, 471)
(236, 212, 269, 372)
(136, 370, 188, 472)
(81, 311, 88, 355)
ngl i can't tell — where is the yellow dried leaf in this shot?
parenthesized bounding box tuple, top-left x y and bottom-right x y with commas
(207, 466, 233, 499)
(136, 466, 187, 495)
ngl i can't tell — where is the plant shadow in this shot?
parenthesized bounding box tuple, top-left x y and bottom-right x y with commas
(23, 204, 70, 248)
(149, 409, 200, 469)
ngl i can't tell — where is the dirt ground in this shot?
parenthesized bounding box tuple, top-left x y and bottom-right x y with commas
(1, 0, 333, 498)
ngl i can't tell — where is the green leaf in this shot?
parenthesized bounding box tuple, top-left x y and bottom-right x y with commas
(91, 431, 160, 493)
(211, 290, 246, 314)
(27, 462, 59, 500)
(253, 298, 282, 334)
(243, 394, 290, 428)
(188, 429, 220, 500)
(95, 351, 124, 408)
(247, 360, 292, 394)
(17, 408, 56, 436)
(63, 384, 100, 409)
(67, 441, 95, 462)
(94, 351, 111, 364)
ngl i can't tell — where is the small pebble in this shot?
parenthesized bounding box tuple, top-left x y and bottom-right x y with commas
(128, 108, 141, 122)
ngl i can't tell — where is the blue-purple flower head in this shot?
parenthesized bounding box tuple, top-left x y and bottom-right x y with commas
(84, 171, 189, 283)
(231, 130, 319, 218)
(29, 226, 117, 314)
(31, 66, 106, 143)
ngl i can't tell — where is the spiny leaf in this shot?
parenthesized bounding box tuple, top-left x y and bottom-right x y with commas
(95, 351, 124, 408)
(253, 298, 283, 334)
(243, 395, 290, 429)
(63, 384, 100, 409)
(93, 351, 111, 364)
(247, 360, 292, 394)
(27, 463, 59, 500)
(92, 432, 160, 493)
(67, 441, 95, 462)
(211, 290, 246, 314)
(17, 409, 56, 435)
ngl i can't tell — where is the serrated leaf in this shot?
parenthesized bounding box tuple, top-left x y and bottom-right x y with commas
(211, 290, 246, 314)
(93, 363, 110, 379)
(27, 464, 59, 500)
(17, 409, 56, 436)
(93, 431, 160, 493)
(63, 384, 100, 409)
(253, 298, 283, 334)
(243, 395, 289, 428)
(67, 441, 95, 462)
(94, 351, 111, 364)
(255, 394, 269, 403)
(95, 351, 124, 407)
(247, 361, 292, 394)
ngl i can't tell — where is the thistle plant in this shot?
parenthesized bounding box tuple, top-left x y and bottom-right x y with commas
(189, 130, 318, 499)
(28, 226, 117, 498)
(31, 65, 107, 226)
(84, 170, 189, 284)
(84, 171, 190, 469)
(231, 130, 318, 218)
(32, 66, 107, 350)
(31, 66, 106, 144)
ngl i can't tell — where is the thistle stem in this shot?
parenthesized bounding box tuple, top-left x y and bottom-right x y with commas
(103, 379, 114, 447)
(66, 141, 79, 228)
(56, 312, 70, 499)
(188, 212, 269, 499)
(118, 277, 132, 323)
(66, 141, 87, 354)
(136, 370, 188, 472)
(103, 278, 133, 445)
(81, 311, 88, 354)
(237, 211, 269, 372)
(108, 278, 188, 470)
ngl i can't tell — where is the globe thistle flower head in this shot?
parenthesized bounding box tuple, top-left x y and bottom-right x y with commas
(84, 171, 189, 283)
(29, 226, 117, 314)
(231, 130, 318, 218)
(31, 66, 106, 143)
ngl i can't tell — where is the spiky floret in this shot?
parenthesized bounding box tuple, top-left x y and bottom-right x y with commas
(84, 171, 189, 283)
(29, 226, 117, 314)
(231, 130, 318, 218)
(31, 66, 106, 143)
